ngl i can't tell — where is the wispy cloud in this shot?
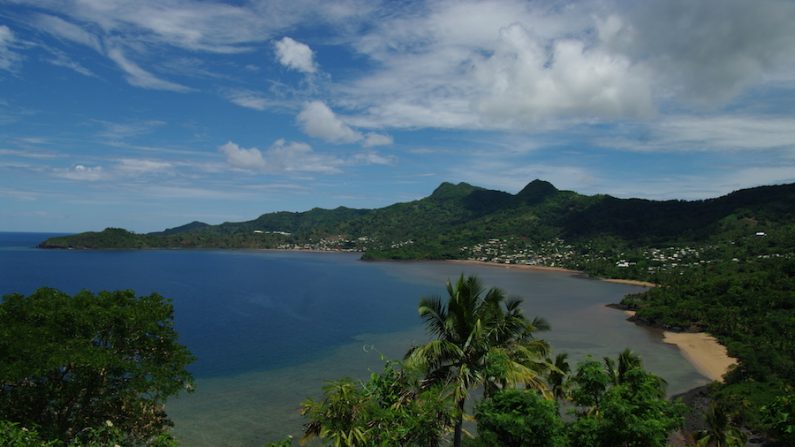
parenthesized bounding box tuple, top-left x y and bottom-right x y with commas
(94, 119, 167, 141)
(223, 89, 269, 111)
(107, 47, 190, 92)
(56, 164, 108, 181)
(0, 148, 59, 159)
(0, 25, 21, 72)
(33, 14, 102, 53)
(598, 115, 795, 152)
(43, 47, 96, 77)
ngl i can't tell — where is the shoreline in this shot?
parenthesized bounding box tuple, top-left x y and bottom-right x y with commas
(621, 311, 737, 383)
(661, 332, 737, 382)
(444, 259, 580, 274)
(443, 259, 656, 287)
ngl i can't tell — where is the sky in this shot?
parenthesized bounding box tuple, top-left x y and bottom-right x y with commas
(1, 0, 794, 232)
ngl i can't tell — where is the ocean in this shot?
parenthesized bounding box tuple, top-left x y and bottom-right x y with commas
(0, 232, 707, 446)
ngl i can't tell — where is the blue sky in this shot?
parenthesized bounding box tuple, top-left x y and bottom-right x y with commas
(1, 0, 794, 232)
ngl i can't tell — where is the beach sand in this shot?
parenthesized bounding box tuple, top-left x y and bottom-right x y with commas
(662, 332, 737, 382)
(601, 278, 657, 287)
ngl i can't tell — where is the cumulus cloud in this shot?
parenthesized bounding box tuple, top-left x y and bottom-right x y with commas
(219, 140, 342, 173)
(107, 47, 190, 92)
(219, 141, 268, 170)
(274, 37, 317, 73)
(297, 101, 362, 143)
(337, 0, 795, 130)
(600, 0, 795, 104)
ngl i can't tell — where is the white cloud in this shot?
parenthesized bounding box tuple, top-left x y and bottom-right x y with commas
(600, 0, 795, 104)
(0, 25, 20, 71)
(219, 141, 268, 170)
(57, 164, 107, 181)
(219, 140, 342, 174)
(352, 150, 395, 165)
(267, 139, 341, 173)
(34, 14, 102, 53)
(274, 37, 317, 73)
(107, 47, 190, 92)
(297, 101, 362, 144)
(335, 0, 795, 131)
(19, 0, 374, 54)
(223, 89, 268, 111)
(362, 133, 393, 147)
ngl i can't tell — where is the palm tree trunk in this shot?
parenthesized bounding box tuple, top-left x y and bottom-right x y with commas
(453, 396, 465, 447)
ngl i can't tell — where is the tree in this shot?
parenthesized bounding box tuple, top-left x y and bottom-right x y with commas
(0, 288, 194, 445)
(473, 389, 566, 447)
(567, 354, 683, 447)
(547, 353, 571, 401)
(405, 275, 552, 447)
(694, 403, 747, 447)
(300, 360, 455, 446)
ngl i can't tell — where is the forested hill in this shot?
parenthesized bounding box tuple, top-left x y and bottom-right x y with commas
(39, 180, 795, 261)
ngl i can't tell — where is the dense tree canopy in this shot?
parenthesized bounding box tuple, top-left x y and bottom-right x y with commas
(0, 288, 194, 446)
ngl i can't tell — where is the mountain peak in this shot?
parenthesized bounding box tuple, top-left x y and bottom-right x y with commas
(516, 179, 558, 203)
(430, 182, 478, 200)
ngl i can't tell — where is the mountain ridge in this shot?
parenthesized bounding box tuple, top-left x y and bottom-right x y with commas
(39, 179, 795, 264)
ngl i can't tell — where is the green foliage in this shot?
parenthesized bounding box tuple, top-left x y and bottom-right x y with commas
(0, 288, 194, 446)
(623, 256, 795, 438)
(474, 389, 566, 447)
(0, 420, 58, 447)
(567, 354, 683, 447)
(761, 389, 795, 445)
(693, 403, 747, 447)
(300, 360, 455, 447)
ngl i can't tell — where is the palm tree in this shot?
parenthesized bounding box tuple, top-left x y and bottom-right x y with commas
(405, 274, 552, 447)
(694, 402, 747, 447)
(547, 352, 571, 400)
(603, 348, 642, 385)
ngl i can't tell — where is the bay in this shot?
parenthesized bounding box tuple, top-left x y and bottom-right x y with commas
(0, 232, 708, 446)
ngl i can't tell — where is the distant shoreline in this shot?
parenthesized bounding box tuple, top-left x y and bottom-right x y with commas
(443, 259, 656, 287)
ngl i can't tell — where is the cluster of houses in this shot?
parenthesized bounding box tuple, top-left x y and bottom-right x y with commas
(461, 238, 576, 267)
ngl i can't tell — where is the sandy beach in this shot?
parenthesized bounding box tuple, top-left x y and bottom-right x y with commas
(601, 278, 657, 287)
(662, 332, 737, 382)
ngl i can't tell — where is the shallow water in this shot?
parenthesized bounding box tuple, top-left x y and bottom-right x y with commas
(0, 233, 707, 446)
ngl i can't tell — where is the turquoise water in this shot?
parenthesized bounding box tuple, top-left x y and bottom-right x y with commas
(0, 233, 707, 446)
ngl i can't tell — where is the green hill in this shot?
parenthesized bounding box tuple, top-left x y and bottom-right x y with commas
(39, 180, 795, 264)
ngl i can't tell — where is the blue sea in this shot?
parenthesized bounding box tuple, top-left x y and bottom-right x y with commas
(0, 232, 708, 446)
